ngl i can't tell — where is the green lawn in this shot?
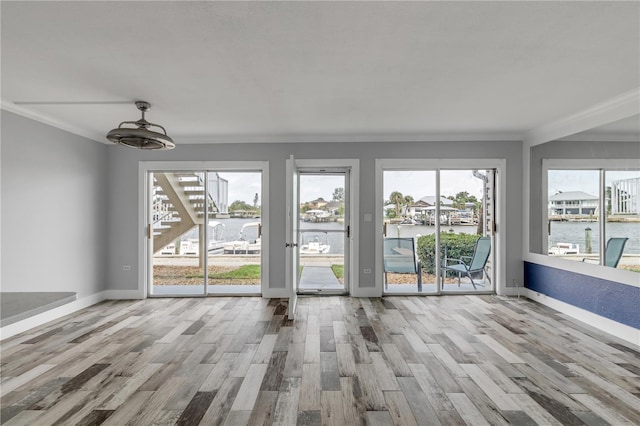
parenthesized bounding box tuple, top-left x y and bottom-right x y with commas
(186, 264, 261, 280)
(210, 264, 261, 279)
(331, 264, 344, 279)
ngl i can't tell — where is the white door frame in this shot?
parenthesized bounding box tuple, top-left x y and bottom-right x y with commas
(288, 159, 360, 299)
(138, 161, 269, 299)
(297, 167, 351, 295)
(375, 158, 507, 296)
(286, 156, 299, 319)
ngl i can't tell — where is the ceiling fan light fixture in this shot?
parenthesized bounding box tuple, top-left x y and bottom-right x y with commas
(106, 101, 175, 150)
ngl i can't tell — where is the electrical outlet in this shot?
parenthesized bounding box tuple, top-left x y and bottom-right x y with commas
(123, 265, 131, 271)
(363, 268, 372, 274)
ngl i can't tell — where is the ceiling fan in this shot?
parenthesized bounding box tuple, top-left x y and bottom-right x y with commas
(106, 101, 175, 150)
(14, 99, 175, 150)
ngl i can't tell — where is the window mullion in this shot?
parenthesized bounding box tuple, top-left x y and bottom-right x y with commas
(599, 169, 606, 266)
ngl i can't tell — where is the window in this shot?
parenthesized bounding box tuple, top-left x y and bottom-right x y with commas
(544, 161, 639, 272)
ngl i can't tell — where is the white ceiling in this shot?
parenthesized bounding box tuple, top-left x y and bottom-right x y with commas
(2, 1, 639, 145)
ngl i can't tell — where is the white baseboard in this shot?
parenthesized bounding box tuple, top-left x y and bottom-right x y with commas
(1, 291, 107, 341)
(262, 288, 289, 298)
(351, 286, 382, 298)
(500, 286, 527, 297)
(524, 289, 640, 347)
(104, 289, 144, 300)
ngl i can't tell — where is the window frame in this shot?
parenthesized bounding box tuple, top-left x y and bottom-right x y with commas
(542, 159, 639, 268)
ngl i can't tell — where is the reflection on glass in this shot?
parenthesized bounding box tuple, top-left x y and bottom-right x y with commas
(547, 170, 600, 263)
(383, 170, 437, 294)
(440, 170, 493, 293)
(208, 171, 262, 293)
(151, 171, 206, 295)
(605, 170, 640, 272)
(151, 171, 263, 296)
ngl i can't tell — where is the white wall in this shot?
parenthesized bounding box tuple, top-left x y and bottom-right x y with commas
(106, 140, 523, 294)
(1, 111, 108, 297)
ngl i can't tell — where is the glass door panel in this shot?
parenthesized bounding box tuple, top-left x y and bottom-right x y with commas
(298, 172, 348, 294)
(382, 170, 437, 294)
(207, 171, 262, 294)
(151, 171, 206, 296)
(605, 170, 640, 272)
(287, 156, 300, 319)
(440, 169, 494, 293)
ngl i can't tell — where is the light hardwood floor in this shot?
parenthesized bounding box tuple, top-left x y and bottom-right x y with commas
(1, 295, 639, 425)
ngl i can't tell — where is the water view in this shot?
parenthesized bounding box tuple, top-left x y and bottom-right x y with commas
(549, 221, 640, 254)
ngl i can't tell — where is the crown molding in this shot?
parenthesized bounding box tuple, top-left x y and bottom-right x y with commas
(1, 100, 106, 144)
(557, 132, 639, 143)
(175, 132, 524, 144)
(524, 89, 640, 147)
(1, 100, 524, 144)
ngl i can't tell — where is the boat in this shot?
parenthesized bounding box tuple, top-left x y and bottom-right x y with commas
(300, 236, 330, 254)
(457, 210, 477, 225)
(549, 242, 580, 255)
(304, 209, 331, 222)
(158, 221, 226, 256)
(159, 243, 177, 256)
(223, 222, 261, 254)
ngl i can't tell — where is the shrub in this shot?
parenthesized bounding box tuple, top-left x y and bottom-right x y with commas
(417, 233, 480, 274)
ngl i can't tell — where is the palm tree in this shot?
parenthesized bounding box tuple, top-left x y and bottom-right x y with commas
(404, 195, 414, 207)
(389, 191, 404, 218)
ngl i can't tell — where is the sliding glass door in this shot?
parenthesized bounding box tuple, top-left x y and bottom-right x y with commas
(147, 165, 265, 296)
(380, 164, 497, 295)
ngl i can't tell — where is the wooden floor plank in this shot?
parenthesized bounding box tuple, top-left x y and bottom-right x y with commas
(230, 363, 268, 411)
(447, 392, 490, 426)
(397, 376, 442, 426)
(1, 295, 638, 425)
(298, 363, 321, 411)
(272, 377, 301, 426)
(320, 390, 345, 425)
(246, 390, 278, 426)
(355, 364, 387, 411)
(198, 376, 244, 426)
(366, 410, 394, 426)
(384, 390, 418, 426)
(340, 376, 367, 426)
(174, 391, 216, 426)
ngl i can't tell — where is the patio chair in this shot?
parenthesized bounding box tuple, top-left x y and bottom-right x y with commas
(442, 236, 491, 290)
(383, 237, 422, 292)
(582, 237, 628, 268)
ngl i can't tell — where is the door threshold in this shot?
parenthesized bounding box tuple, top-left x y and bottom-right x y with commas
(298, 289, 348, 296)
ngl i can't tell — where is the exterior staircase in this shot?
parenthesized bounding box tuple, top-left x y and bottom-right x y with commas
(152, 172, 218, 254)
